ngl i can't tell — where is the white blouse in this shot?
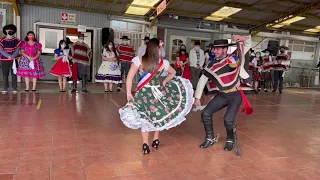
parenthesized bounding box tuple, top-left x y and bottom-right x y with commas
(131, 56, 170, 71)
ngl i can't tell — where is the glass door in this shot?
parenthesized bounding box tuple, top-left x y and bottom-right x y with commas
(169, 36, 186, 63)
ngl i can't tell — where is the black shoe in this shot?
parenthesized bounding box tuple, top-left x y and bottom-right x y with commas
(25, 89, 29, 92)
(105, 90, 109, 93)
(71, 89, 77, 93)
(272, 89, 276, 92)
(59, 89, 63, 92)
(142, 143, 150, 155)
(199, 118, 219, 148)
(116, 88, 122, 92)
(32, 89, 36, 92)
(264, 89, 268, 92)
(152, 139, 160, 150)
(224, 129, 235, 151)
(82, 89, 89, 93)
(279, 90, 283, 94)
(224, 140, 235, 151)
(254, 90, 259, 94)
(200, 135, 219, 148)
(224, 128, 242, 156)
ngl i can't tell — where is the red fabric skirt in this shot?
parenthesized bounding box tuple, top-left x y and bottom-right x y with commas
(50, 59, 72, 77)
(71, 62, 78, 81)
(182, 64, 192, 80)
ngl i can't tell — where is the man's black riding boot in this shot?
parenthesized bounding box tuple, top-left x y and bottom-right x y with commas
(200, 118, 219, 148)
(224, 128, 235, 151)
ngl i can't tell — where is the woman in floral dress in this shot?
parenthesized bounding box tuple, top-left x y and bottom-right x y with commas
(17, 31, 45, 91)
(119, 38, 194, 154)
(95, 41, 121, 92)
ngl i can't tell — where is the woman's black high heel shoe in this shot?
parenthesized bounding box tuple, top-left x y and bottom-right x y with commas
(152, 139, 160, 150)
(142, 143, 150, 155)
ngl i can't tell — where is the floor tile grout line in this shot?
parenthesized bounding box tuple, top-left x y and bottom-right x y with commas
(75, 93, 87, 180)
(11, 102, 38, 180)
(251, 95, 320, 116)
(49, 97, 55, 180)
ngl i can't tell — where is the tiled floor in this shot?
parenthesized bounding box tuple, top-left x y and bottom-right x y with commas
(0, 83, 320, 180)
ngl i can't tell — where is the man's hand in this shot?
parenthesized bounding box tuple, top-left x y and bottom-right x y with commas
(194, 98, 201, 107)
(233, 35, 247, 42)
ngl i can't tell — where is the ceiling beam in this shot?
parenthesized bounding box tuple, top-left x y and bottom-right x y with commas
(278, 0, 310, 5)
(11, 0, 20, 16)
(249, 1, 320, 35)
(265, 27, 318, 35)
(183, 0, 319, 19)
(24, 1, 143, 19)
(148, 0, 176, 28)
(166, 8, 318, 30)
(0, 0, 20, 15)
(85, 0, 156, 9)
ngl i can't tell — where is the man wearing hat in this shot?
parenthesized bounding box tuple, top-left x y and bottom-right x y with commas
(70, 33, 92, 93)
(194, 35, 253, 156)
(261, 49, 274, 92)
(0, 24, 21, 94)
(137, 36, 149, 57)
(117, 35, 135, 92)
(272, 45, 290, 94)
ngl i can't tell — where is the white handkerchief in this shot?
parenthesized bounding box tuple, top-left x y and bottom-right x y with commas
(12, 60, 17, 74)
(29, 61, 35, 70)
(282, 72, 285, 78)
(192, 105, 207, 112)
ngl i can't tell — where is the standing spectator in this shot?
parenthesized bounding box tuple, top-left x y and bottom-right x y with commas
(16, 31, 45, 91)
(0, 24, 21, 94)
(117, 36, 135, 92)
(95, 40, 121, 92)
(70, 33, 92, 93)
(273, 45, 290, 94)
(137, 36, 149, 57)
(50, 40, 72, 92)
(189, 41, 205, 89)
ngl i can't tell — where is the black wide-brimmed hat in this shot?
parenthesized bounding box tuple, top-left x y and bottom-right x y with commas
(3, 24, 17, 35)
(142, 36, 150, 41)
(78, 33, 87, 38)
(261, 49, 271, 53)
(279, 45, 289, 50)
(120, 35, 130, 40)
(212, 39, 236, 48)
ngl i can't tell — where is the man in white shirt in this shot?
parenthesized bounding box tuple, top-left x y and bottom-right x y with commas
(189, 41, 205, 89)
(137, 36, 149, 57)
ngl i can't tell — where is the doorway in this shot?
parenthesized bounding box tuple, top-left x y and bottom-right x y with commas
(169, 36, 187, 63)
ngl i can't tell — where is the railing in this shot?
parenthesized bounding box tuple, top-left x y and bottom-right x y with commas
(283, 66, 319, 88)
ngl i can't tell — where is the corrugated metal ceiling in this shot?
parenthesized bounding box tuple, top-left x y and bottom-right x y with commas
(22, 0, 320, 35)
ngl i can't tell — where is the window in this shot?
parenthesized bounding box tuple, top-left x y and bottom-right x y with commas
(293, 45, 303, 51)
(288, 40, 316, 60)
(110, 20, 143, 32)
(288, 40, 316, 53)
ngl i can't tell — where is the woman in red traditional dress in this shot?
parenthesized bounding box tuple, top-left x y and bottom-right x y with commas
(175, 44, 192, 80)
(50, 40, 72, 92)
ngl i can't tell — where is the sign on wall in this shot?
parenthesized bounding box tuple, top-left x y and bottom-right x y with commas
(157, 0, 167, 15)
(61, 13, 76, 24)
